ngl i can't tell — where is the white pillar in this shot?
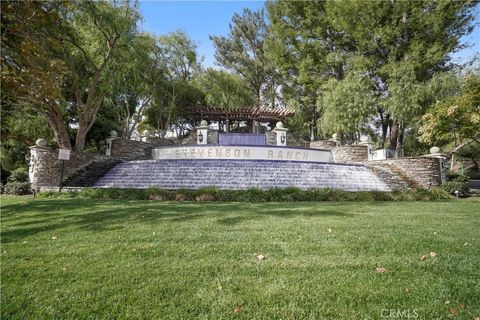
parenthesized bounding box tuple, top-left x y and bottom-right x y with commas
(28, 139, 52, 186)
(105, 130, 118, 156)
(272, 122, 288, 146)
(196, 120, 209, 145)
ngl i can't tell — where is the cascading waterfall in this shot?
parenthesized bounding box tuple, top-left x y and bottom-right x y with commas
(94, 159, 391, 191)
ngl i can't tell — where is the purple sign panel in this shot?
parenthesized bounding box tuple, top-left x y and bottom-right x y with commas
(219, 133, 266, 146)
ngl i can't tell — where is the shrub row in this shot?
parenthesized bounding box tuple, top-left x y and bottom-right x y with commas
(2, 168, 31, 195)
(441, 172, 470, 195)
(39, 187, 451, 202)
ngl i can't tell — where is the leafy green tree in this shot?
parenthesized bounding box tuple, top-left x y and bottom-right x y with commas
(1, 1, 72, 149)
(195, 69, 254, 108)
(210, 8, 276, 107)
(267, 1, 349, 140)
(267, 0, 477, 147)
(158, 30, 202, 81)
(141, 31, 204, 137)
(1, 1, 141, 151)
(104, 33, 163, 139)
(419, 74, 480, 145)
(320, 73, 377, 142)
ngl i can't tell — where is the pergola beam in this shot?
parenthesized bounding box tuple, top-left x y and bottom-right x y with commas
(188, 106, 295, 123)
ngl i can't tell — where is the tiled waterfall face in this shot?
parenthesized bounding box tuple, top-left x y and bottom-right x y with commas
(94, 159, 391, 191)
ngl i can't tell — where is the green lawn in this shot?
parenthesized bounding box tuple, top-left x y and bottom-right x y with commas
(1, 196, 479, 319)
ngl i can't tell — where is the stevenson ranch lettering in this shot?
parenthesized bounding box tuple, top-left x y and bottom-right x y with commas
(152, 146, 332, 163)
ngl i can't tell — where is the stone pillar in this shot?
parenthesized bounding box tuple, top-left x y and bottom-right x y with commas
(196, 120, 209, 145)
(106, 130, 119, 156)
(358, 136, 373, 161)
(273, 122, 288, 146)
(424, 146, 447, 184)
(330, 133, 341, 146)
(28, 139, 52, 187)
(141, 130, 150, 142)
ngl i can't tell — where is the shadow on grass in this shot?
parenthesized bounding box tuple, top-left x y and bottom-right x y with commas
(0, 198, 362, 243)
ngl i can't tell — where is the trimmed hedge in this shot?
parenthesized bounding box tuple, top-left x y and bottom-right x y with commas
(39, 187, 452, 202)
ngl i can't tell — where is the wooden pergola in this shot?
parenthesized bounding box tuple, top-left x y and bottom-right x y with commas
(187, 106, 295, 133)
(187, 106, 295, 122)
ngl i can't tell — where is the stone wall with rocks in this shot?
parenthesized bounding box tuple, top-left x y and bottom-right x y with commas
(266, 132, 309, 147)
(331, 145, 369, 163)
(144, 137, 176, 145)
(310, 140, 337, 151)
(179, 129, 218, 145)
(287, 132, 310, 147)
(266, 132, 276, 145)
(29, 147, 108, 189)
(367, 157, 442, 189)
(109, 139, 156, 161)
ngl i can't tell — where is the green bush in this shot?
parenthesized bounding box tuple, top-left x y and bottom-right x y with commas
(3, 181, 31, 195)
(38, 190, 78, 198)
(353, 191, 375, 201)
(77, 188, 147, 200)
(429, 187, 451, 200)
(196, 186, 219, 196)
(414, 188, 433, 200)
(391, 190, 417, 201)
(7, 167, 29, 183)
(146, 188, 175, 200)
(442, 172, 469, 195)
(370, 191, 394, 201)
(175, 188, 195, 201)
(37, 187, 453, 202)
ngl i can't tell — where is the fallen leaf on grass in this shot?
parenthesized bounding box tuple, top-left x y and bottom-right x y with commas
(474, 316, 480, 320)
(375, 267, 387, 273)
(233, 306, 242, 313)
(429, 251, 437, 258)
(256, 254, 266, 261)
(459, 303, 465, 309)
(449, 307, 458, 316)
(420, 255, 427, 261)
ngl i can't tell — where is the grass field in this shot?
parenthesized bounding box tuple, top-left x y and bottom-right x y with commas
(1, 196, 479, 319)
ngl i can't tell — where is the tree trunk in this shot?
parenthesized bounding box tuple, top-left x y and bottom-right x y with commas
(75, 122, 88, 152)
(396, 125, 404, 153)
(46, 106, 72, 150)
(379, 110, 389, 149)
(389, 122, 399, 150)
(310, 105, 318, 142)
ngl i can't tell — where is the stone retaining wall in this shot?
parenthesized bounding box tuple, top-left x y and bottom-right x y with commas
(180, 130, 218, 145)
(109, 139, 156, 161)
(331, 145, 369, 163)
(266, 132, 309, 147)
(29, 147, 107, 189)
(310, 140, 337, 151)
(368, 157, 442, 189)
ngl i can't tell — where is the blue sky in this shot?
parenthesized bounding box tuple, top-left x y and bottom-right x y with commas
(139, 1, 265, 68)
(139, 1, 480, 68)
